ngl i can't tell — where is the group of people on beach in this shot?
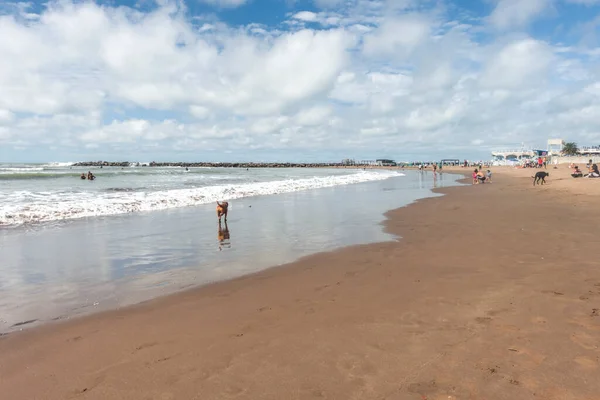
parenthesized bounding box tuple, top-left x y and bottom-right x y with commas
(472, 169, 492, 184)
(521, 157, 548, 169)
(80, 171, 95, 181)
(571, 160, 599, 178)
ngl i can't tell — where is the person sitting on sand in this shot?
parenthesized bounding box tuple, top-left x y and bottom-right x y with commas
(572, 166, 583, 178)
(585, 164, 600, 178)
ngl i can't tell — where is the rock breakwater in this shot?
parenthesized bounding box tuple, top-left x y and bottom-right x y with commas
(72, 161, 347, 168)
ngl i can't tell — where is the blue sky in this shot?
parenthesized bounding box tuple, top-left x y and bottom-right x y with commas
(1, 0, 599, 162)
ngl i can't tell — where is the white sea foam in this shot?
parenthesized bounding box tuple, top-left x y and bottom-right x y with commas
(43, 162, 74, 167)
(0, 167, 44, 173)
(0, 170, 403, 226)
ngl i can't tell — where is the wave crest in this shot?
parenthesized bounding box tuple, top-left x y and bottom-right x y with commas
(0, 171, 403, 227)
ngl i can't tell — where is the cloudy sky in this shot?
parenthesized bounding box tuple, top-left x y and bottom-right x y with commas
(0, 0, 599, 162)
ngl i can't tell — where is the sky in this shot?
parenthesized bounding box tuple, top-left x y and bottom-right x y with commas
(0, 0, 599, 163)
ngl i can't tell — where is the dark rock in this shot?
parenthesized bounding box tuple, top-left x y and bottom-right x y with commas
(71, 161, 350, 168)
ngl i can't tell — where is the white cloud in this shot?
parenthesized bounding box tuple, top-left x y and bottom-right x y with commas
(0, 109, 14, 124)
(489, 0, 551, 30)
(480, 39, 555, 88)
(1, 0, 600, 160)
(362, 14, 432, 59)
(189, 105, 211, 119)
(294, 105, 333, 125)
(292, 11, 318, 22)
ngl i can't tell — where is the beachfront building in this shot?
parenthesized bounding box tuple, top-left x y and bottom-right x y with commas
(491, 148, 535, 165)
(492, 138, 600, 165)
(375, 159, 397, 166)
(554, 143, 600, 164)
(578, 146, 600, 156)
(441, 159, 460, 166)
(341, 159, 381, 166)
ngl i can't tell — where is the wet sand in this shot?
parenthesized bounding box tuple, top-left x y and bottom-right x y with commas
(0, 171, 458, 333)
(1, 166, 600, 399)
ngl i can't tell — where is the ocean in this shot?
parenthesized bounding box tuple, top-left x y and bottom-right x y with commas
(0, 163, 462, 333)
(0, 163, 398, 227)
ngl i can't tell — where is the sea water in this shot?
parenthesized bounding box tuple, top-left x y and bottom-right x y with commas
(0, 163, 398, 227)
(0, 164, 462, 333)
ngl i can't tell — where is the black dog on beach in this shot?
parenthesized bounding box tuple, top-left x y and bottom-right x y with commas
(532, 171, 549, 186)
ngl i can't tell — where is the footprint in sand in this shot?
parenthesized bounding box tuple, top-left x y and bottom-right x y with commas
(531, 316, 547, 324)
(486, 308, 513, 317)
(507, 347, 547, 368)
(335, 352, 377, 387)
(133, 342, 159, 353)
(570, 332, 599, 351)
(541, 290, 565, 297)
(399, 311, 428, 329)
(406, 379, 469, 399)
(574, 356, 599, 370)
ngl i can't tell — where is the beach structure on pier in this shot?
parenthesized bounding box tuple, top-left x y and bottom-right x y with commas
(340, 159, 381, 166)
(375, 159, 396, 166)
(547, 139, 564, 155)
(578, 146, 600, 156)
(491, 145, 536, 164)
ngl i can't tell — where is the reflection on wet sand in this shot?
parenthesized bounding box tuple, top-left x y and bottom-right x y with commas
(218, 220, 231, 251)
(0, 171, 463, 333)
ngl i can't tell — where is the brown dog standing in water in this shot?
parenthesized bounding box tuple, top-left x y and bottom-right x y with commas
(216, 201, 229, 222)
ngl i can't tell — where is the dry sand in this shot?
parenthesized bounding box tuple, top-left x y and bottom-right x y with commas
(1, 165, 600, 400)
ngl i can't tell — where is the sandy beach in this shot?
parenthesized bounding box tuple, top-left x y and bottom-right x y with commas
(1, 165, 600, 400)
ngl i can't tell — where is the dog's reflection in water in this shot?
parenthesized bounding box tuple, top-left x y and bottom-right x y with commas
(218, 220, 231, 251)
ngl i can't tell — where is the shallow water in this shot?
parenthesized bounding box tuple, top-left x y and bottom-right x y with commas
(0, 170, 462, 333)
(0, 164, 398, 226)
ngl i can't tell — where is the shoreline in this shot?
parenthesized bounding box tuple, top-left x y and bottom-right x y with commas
(0, 166, 402, 228)
(1, 171, 462, 334)
(1, 167, 599, 399)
